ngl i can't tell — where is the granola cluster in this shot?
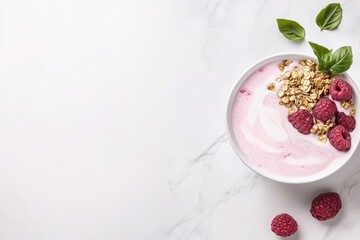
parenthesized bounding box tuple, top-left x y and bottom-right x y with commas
(311, 119, 335, 142)
(341, 101, 356, 116)
(272, 59, 333, 115)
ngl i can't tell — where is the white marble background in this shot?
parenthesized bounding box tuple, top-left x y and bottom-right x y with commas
(1, 0, 360, 239)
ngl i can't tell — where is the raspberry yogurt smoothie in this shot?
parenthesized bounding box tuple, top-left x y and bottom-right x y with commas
(231, 59, 356, 178)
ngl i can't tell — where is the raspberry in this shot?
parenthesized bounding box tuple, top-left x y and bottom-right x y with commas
(328, 125, 351, 151)
(312, 98, 337, 122)
(335, 111, 356, 132)
(288, 110, 314, 134)
(271, 213, 297, 237)
(310, 192, 342, 221)
(330, 79, 353, 101)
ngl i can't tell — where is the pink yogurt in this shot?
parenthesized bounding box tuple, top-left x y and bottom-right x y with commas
(232, 60, 343, 177)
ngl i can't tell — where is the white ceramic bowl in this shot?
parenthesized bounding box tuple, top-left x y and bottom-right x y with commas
(226, 53, 360, 184)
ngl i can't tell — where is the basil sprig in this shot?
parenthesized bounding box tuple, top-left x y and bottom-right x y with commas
(316, 3, 343, 31)
(308, 42, 333, 72)
(330, 46, 353, 74)
(308, 41, 352, 74)
(276, 19, 305, 41)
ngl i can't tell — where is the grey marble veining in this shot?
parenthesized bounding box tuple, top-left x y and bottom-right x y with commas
(166, 133, 263, 240)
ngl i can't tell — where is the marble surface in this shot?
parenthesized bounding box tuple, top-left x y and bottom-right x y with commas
(1, 0, 360, 239)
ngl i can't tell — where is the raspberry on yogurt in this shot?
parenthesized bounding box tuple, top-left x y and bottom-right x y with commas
(328, 125, 351, 151)
(288, 109, 313, 134)
(335, 111, 356, 132)
(312, 98, 337, 122)
(330, 79, 353, 101)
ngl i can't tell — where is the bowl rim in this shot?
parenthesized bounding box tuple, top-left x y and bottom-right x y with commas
(226, 52, 360, 184)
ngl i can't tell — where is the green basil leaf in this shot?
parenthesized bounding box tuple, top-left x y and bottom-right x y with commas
(308, 41, 332, 72)
(316, 3, 342, 31)
(330, 46, 352, 74)
(276, 19, 305, 41)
